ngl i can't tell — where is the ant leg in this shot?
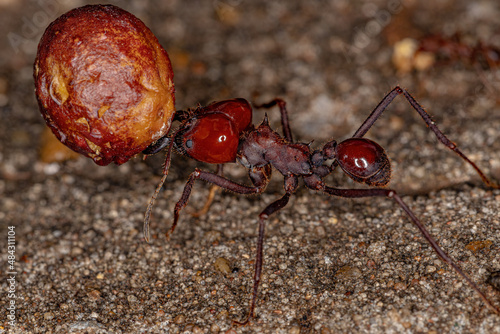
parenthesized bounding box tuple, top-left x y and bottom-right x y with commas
(352, 86, 499, 188)
(191, 164, 224, 217)
(169, 166, 271, 239)
(321, 185, 500, 315)
(233, 192, 292, 326)
(234, 175, 298, 325)
(254, 99, 293, 142)
(351, 87, 401, 138)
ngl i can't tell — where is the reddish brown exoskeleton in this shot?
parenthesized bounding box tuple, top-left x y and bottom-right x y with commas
(143, 86, 500, 325)
(417, 33, 500, 69)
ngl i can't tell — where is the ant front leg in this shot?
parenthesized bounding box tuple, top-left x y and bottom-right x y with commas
(320, 185, 500, 315)
(169, 165, 271, 239)
(352, 86, 499, 188)
(191, 164, 224, 218)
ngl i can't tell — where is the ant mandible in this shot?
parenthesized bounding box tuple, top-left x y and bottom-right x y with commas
(142, 86, 500, 325)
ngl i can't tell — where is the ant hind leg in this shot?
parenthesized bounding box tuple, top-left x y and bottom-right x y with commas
(321, 184, 500, 315)
(352, 86, 499, 188)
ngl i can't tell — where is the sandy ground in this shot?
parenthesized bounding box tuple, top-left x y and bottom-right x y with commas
(1, 0, 500, 333)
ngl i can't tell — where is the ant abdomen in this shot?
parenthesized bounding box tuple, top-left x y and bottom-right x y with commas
(335, 138, 391, 187)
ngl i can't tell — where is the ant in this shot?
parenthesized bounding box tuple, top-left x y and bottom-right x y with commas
(417, 33, 500, 69)
(142, 86, 500, 325)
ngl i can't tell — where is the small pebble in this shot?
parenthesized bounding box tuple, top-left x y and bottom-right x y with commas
(214, 257, 231, 275)
(174, 314, 186, 324)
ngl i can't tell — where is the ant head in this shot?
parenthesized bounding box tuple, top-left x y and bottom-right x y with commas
(173, 99, 253, 164)
(174, 113, 240, 163)
(335, 138, 391, 187)
(199, 98, 253, 133)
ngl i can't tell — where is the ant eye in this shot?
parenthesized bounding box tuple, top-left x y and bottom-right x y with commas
(335, 138, 391, 186)
(180, 114, 239, 164)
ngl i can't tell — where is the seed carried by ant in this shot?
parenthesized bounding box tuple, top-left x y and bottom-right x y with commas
(34, 4, 175, 166)
(143, 87, 500, 325)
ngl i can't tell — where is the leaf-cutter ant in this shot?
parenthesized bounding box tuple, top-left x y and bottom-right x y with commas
(417, 33, 500, 69)
(142, 86, 500, 325)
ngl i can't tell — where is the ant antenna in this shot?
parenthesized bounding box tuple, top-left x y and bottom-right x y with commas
(143, 131, 178, 243)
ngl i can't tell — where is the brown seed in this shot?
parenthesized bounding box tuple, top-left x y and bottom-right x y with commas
(34, 5, 175, 165)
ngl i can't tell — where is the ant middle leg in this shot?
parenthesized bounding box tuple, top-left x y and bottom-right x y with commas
(171, 166, 297, 325)
(234, 175, 299, 326)
(351, 86, 499, 188)
(233, 192, 292, 326)
(320, 184, 500, 315)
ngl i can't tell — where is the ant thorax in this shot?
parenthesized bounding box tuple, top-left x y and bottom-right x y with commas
(237, 119, 312, 176)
